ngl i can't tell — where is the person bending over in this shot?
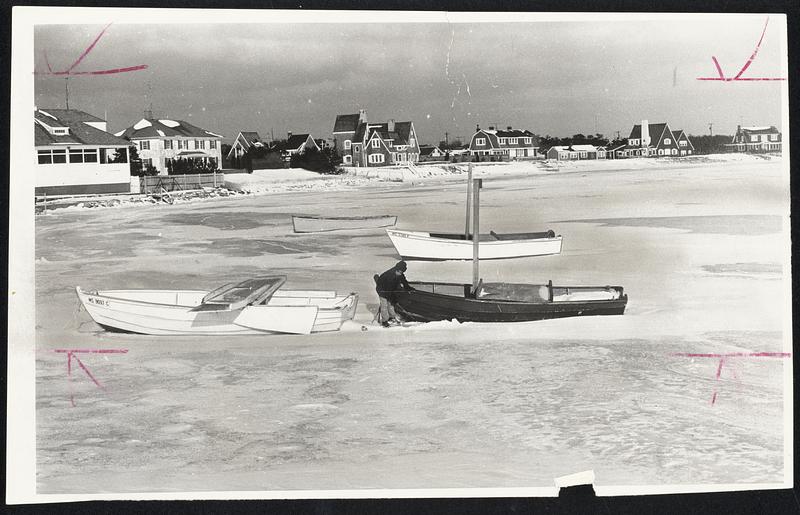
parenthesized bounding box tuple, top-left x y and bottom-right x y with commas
(375, 260, 410, 327)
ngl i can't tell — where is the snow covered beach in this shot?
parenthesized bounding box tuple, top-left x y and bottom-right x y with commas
(34, 154, 790, 494)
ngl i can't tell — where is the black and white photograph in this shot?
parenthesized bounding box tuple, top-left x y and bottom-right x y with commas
(7, 8, 793, 503)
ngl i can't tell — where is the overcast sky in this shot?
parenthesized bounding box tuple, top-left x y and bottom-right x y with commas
(33, 15, 785, 144)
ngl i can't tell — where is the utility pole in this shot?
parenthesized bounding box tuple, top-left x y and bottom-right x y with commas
(445, 131, 449, 147)
(64, 78, 69, 110)
(708, 123, 713, 137)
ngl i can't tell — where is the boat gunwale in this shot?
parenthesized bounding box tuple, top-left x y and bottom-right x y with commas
(386, 229, 562, 244)
(402, 283, 626, 306)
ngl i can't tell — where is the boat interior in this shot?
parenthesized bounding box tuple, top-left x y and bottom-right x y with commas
(409, 281, 622, 303)
(427, 230, 557, 241)
(83, 288, 354, 309)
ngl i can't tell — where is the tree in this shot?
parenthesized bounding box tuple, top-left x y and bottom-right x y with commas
(290, 146, 339, 174)
(689, 134, 732, 154)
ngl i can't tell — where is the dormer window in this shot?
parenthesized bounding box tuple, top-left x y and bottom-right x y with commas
(51, 127, 69, 135)
(371, 139, 381, 149)
(476, 137, 486, 146)
(344, 140, 351, 149)
(664, 138, 671, 145)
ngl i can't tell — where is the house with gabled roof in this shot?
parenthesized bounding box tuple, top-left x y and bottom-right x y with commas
(227, 131, 265, 161)
(332, 110, 421, 167)
(35, 108, 133, 196)
(279, 132, 321, 159)
(117, 117, 223, 175)
(725, 125, 781, 153)
(546, 144, 606, 160)
(611, 120, 689, 158)
(670, 129, 695, 156)
(468, 125, 539, 159)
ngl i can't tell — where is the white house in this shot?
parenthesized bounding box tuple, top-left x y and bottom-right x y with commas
(35, 108, 132, 196)
(117, 118, 223, 175)
(469, 126, 539, 158)
(725, 125, 781, 153)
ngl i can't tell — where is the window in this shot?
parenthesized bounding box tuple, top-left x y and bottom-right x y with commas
(177, 140, 185, 150)
(658, 149, 664, 155)
(510, 138, 518, 145)
(524, 137, 531, 144)
(69, 148, 99, 163)
(499, 138, 506, 145)
(769, 134, 778, 141)
(51, 127, 69, 135)
(210, 140, 217, 150)
(750, 135, 759, 142)
(664, 138, 671, 144)
(371, 139, 381, 149)
(344, 140, 351, 149)
(195, 140, 201, 149)
(476, 137, 486, 146)
(410, 138, 415, 146)
(164, 139, 173, 150)
(140, 140, 150, 150)
(142, 158, 152, 169)
(368, 154, 385, 164)
(343, 155, 352, 164)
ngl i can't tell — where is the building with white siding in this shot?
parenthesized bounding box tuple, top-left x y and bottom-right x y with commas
(35, 108, 132, 196)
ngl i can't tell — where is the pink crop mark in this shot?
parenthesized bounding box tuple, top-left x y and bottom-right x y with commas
(53, 348, 128, 407)
(35, 23, 148, 77)
(671, 352, 791, 406)
(697, 17, 786, 82)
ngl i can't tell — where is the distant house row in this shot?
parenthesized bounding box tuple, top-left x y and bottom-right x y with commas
(607, 120, 695, 158)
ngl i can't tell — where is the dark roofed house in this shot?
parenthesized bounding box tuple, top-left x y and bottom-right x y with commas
(332, 110, 421, 167)
(34, 107, 133, 196)
(419, 144, 445, 161)
(468, 125, 539, 159)
(612, 119, 685, 158)
(117, 117, 223, 175)
(227, 131, 265, 161)
(725, 125, 781, 153)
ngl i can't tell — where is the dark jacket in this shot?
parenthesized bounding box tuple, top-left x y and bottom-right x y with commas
(375, 268, 410, 299)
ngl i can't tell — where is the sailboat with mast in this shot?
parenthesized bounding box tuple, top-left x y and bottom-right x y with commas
(393, 167, 628, 323)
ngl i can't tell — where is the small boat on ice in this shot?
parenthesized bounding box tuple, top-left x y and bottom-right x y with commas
(292, 214, 397, 233)
(386, 228, 562, 261)
(394, 280, 627, 323)
(75, 276, 358, 336)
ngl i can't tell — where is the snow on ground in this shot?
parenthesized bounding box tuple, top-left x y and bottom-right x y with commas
(33, 155, 790, 494)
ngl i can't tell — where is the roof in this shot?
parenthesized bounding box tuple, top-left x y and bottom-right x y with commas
(34, 108, 129, 147)
(36, 108, 104, 124)
(118, 118, 224, 140)
(740, 126, 779, 134)
(285, 133, 312, 150)
(333, 114, 361, 133)
(495, 128, 534, 138)
(570, 144, 598, 151)
(419, 145, 441, 156)
(629, 122, 669, 141)
(240, 131, 261, 145)
(549, 146, 570, 152)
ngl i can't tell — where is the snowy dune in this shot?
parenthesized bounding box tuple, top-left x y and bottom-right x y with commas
(34, 156, 790, 494)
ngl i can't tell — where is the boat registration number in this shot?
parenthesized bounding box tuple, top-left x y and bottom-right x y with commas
(87, 296, 109, 307)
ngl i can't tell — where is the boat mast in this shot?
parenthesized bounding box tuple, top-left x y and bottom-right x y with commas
(472, 177, 482, 293)
(465, 163, 473, 239)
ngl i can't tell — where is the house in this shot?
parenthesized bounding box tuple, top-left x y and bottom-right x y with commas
(227, 131, 265, 161)
(546, 146, 577, 160)
(671, 130, 695, 156)
(332, 110, 421, 167)
(117, 118, 223, 175)
(419, 145, 445, 161)
(546, 144, 607, 160)
(612, 120, 688, 158)
(34, 108, 132, 196)
(280, 132, 321, 160)
(725, 125, 782, 153)
(468, 126, 539, 159)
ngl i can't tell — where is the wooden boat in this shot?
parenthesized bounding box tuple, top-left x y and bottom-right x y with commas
(292, 214, 397, 233)
(385, 228, 562, 260)
(75, 276, 358, 335)
(394, 280, 627, 323)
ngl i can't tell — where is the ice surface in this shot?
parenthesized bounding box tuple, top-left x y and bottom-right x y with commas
(133, 119, 152, 130)
(34, 155, 790, 493)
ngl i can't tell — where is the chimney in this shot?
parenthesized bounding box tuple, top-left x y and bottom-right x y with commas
(476, 124, 480, 131)
(641, 120, 649, 146)
(507, 126, 512, 130)
(489, 126, 495, 130)
(388, 119, 395, 132)
(359, 109, 367, 123)
(287, 131, 292, 139)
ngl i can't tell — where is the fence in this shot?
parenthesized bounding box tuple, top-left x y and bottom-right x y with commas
(139, 173, 224, 195)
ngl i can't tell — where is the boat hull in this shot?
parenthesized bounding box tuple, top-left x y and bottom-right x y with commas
(76, 287, 358, 335)
(386, 229, 563, 260)
(394, 282, 627, 323)
(293, 215, 397, 233)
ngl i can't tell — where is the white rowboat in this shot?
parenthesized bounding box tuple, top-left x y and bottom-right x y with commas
(385, 228, 563, 261)
(75, 277, 358, 335)
(292, 214, 397, 233)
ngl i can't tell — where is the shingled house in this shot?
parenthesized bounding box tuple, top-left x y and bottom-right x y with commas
(725, 125, 781, 153)
(610, 120, 691, 158)
(117, 117, 223, 175)
(468, 126, 539, 159)
(332, 110, 421, 167)
(35, 108, 132, 196)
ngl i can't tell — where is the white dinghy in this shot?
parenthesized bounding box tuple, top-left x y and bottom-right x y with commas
(75, 276, 359, 336)
(386, 228, 563, 261)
